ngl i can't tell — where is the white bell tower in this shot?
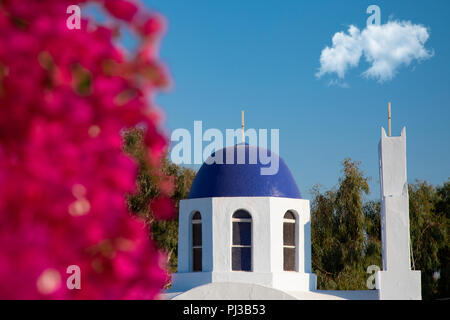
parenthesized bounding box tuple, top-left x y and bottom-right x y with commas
(375, 125, 421, 300)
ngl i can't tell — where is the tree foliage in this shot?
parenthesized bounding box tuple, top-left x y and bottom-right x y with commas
(124, 128, 196, 272)
(409, 180, 449, 299)
(311, 158, 380, 290)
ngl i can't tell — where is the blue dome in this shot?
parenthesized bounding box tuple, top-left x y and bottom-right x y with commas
(188, 144, 301, 199)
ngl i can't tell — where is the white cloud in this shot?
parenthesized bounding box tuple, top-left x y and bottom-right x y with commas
(317, 25, 363, 79)
(317, 21, 433, 82)
(328, 79, 349, 88)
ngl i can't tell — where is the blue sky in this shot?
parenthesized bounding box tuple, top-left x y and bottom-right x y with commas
(122, 0, 449, 199)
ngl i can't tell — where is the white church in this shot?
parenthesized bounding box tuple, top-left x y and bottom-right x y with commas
(164, 122, 422, 300)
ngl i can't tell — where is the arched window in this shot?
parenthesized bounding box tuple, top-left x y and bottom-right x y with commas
(192, 211, 202, 272)
(283, 211, 296, 271)
(232, 210, 252, 271)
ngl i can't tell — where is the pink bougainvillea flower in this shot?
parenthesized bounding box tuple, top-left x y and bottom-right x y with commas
(150, 197, 175, 221)
(139, 15, 166, 37)
(0, 0, 173, 299)
(103, 0, 139, 22)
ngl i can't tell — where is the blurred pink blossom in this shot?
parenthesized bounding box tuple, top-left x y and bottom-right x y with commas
(0, 0, 173, 299)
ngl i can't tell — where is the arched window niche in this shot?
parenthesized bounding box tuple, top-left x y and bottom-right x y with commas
(283, 210, 297, 271)
(191, 211, 202, 272)
(231, 210, 252, 271)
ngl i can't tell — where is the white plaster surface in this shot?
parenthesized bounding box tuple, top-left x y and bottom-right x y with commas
(376, 127, 421, 300)
(163, 283, 379, 300)
(376, 270, 421, 300)
(172, 196, 316, 293)
(170, 283, 298, 300)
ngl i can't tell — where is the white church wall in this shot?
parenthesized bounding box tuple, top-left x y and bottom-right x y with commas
(164, 283, 379, 300)
(172, 196, 316, 293)
(170, 272, 212, 293)
(178, 198, 213, 273)
(272, 272, 316, 291)
(170, 282, 298, 300)
(376, 269, 421, 300)
(287, 289, 379, 300)
(268, 198, 312, 274)
(211, 197, 272, 273)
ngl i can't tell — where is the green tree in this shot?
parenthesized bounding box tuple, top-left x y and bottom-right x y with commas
(311, 158, 379, 290)
(409, 180, 448, 299)
(123, 128, 196, 272)
(435, 181, 450, 299)
(362, 200, 382, 272)
(151, 159, 196, 272)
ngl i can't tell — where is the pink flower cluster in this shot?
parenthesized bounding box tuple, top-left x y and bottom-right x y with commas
(0, 0, 173, 299)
